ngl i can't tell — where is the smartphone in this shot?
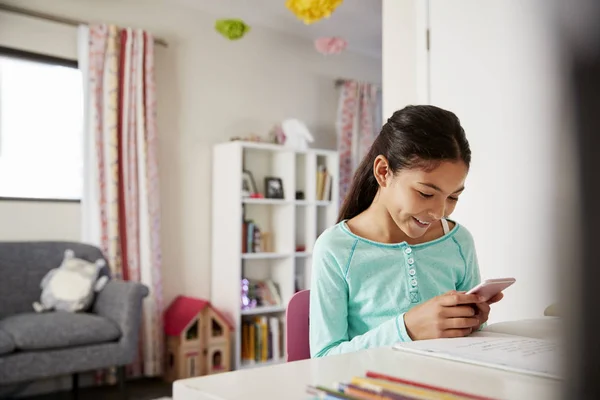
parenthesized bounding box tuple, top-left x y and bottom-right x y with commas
(466, 277, 516, 301)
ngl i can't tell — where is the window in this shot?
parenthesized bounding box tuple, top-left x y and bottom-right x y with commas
(211, 318, 223, 337)
(186, 320, 199, 340)
(0, 48, 83, 201)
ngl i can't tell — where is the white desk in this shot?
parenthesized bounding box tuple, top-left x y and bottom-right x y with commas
(173, 345, 560, 400)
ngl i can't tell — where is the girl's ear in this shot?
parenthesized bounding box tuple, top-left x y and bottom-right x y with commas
(373, 155, 391, 187)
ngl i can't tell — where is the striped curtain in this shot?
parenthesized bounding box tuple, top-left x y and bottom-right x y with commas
(78, 24, 164, 380)
(336, 81, 382, 205)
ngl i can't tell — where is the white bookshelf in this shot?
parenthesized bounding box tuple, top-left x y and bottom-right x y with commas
(211, 141, 339, 370)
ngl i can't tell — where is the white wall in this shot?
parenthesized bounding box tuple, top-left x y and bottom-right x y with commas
(0, 9, 76, 57)
(384, 0, 564, 323)
(382, 0, 419, 119)
(0, 1, 381, 309)
(0, 201, 80, 241)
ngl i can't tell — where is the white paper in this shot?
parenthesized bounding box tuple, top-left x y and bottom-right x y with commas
(393, 332, 562, 379)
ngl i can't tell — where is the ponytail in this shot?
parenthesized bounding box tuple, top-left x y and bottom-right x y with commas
(337, 152, 379, 222)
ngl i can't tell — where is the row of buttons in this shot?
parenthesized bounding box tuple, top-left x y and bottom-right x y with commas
(404, 246, 419, 302)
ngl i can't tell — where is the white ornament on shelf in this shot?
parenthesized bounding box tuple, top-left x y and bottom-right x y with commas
(281, 118, 314, 151)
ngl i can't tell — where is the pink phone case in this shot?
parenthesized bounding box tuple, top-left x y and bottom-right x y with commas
(466, 278, 515, 301)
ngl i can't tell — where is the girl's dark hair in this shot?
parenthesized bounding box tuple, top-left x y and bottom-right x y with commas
(337, 104, 471, 222)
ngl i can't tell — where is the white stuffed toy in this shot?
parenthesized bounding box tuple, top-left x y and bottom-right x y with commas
(281, 118, 314, 151)
(33, 249, 109, 313)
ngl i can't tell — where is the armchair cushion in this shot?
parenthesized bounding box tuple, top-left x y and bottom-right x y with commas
(0, 312, 121, 351)
(0, 328, 15, 355)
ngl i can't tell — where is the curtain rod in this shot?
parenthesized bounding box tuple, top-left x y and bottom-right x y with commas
(335, 78, 381, 89)
(0, 4, 168, 48)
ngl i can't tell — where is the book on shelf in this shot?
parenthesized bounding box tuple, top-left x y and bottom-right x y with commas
(242, 220, 272, 253)
(316, 165, 332, 201)
(241, 278, 282, 309)
(241, 315, 284, 364)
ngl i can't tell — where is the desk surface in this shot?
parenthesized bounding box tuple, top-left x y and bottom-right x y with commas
(173, 345, 561, 400)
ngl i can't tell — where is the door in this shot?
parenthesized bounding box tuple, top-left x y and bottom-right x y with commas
(424, 0, 566, 323)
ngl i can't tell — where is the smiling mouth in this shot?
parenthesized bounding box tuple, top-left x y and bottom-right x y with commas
(413, 216, 432, 227)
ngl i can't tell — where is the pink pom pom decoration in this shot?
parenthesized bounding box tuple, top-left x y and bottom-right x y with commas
(314, 37, 347, 55)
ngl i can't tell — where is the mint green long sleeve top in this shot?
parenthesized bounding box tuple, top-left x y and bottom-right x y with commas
(309, 219, 482, 358)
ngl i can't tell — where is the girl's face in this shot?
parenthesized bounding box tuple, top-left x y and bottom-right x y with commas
(376, 157, 469, 238)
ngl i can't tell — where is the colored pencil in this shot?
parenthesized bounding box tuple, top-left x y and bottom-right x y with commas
(338, 382, 387, 399)
(306, 385, 366, 400)
(338, 382, 420, 400)
(365, 371, 498, 400)
(351, 377, 479, 400)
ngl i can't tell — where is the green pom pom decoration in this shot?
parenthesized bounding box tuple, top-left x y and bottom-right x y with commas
(215, 19, 250, 40)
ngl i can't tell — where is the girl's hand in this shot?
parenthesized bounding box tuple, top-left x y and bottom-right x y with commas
(403, 291, 485, 340)
(473, 292, 504, 328)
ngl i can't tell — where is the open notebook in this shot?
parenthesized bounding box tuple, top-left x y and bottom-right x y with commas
(393, 318, 562, 380)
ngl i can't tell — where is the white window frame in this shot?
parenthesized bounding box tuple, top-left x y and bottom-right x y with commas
(0, 46, 82, 203)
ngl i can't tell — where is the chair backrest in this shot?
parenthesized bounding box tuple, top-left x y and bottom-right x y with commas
(285, 289, 310, 362)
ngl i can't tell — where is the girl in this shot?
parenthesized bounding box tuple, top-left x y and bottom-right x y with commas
(309, 105, 503, 358)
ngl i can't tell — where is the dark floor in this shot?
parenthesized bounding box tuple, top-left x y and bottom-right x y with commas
(0, 379, 172, 400)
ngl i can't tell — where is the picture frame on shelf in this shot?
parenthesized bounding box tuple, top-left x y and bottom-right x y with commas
(265, 177, 284, 199)
(242, 170, 258, 197)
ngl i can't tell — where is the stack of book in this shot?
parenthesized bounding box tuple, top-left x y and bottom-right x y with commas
(241, 315, 284, 364)
(241, 278, 281, 310)
(242, 220, 272, 253)
(316, 165, 332, 201)
(306, 371, 497, 400)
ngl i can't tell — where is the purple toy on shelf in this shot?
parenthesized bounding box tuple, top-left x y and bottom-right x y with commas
(241, 278, 257, 310)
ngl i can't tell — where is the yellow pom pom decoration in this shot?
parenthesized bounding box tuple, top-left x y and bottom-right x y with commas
(286, 0, 344, 25)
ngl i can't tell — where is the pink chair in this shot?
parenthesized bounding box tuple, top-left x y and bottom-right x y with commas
(285, 289, 310, 362)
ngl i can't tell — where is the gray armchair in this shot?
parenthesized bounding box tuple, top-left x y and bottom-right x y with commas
(0, 241, 149, 396)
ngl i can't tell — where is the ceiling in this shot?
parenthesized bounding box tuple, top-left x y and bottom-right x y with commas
(0, 0, 381, 57)
(174, 0, 382, 58)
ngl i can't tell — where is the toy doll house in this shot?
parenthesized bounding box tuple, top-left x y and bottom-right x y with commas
(164, 295, 233, 381)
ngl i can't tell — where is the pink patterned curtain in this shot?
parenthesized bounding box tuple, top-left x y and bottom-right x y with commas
(79, 24, 164, 380)
(336, 80, 382, 205)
